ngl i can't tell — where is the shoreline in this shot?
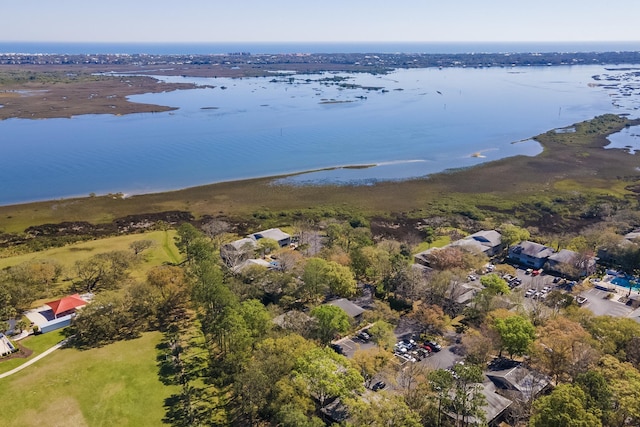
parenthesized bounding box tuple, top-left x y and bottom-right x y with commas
(0, 161, 427, 208)
(0, 114, 638, 209)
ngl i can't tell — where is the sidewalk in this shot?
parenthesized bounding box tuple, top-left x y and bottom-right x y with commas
(0, 339, 66, 379)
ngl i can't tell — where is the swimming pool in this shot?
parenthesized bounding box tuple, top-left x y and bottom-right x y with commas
(611, 276, 640, 291)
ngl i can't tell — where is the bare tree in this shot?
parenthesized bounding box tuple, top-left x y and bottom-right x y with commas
(201, 219, 231, 249)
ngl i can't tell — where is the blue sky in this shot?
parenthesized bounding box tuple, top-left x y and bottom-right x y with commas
(3, 0, 639, 43)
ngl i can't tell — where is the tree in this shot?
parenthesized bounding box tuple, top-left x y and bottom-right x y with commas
(129, 239, 153, 255)
(293, 347, 364, 410)
(70, 291, 140, 347)
(533, 316, 598, 383)
(411, 303, 450, 336)
(350, 244, 396, 285)
(352, 347, 392, 387)
(325, 221, 372, 252)
(530, 383, 602, 427)
(450, 363, 486, 427)
(349, 394, 422, 427)
(255, 237, 279, 258)
(480, 273, 510, 295)
(493, 314, 535, 358)
(428, 369, 455, 427)
(310, 304, 351, 345)
(274, 404, 324, 427)
(574, 371, 612, 423)
(240, 335, 312, 421)
(582, 315, 640, 359)
(594, 355, 640, 426)
(238, 299, 272, 343)
(174, 223, 207, 264)
(301, 258, 330, 301)
(201, 218, 231, 249)
(424, 246, 486, 271)
(74, 250, 133, 293)
(367, 320, 396, 351)
(301, 258, 356, 300)
(462, 326, 495, 365)
(276, 250, 303, 273)
(325, 260, 357, 297)
(499, 223, 530, 248)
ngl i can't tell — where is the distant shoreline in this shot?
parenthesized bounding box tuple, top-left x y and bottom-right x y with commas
(2, 41, 640, 55)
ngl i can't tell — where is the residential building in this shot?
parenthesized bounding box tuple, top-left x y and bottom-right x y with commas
(249, 228, 291, 247)
(415, 230, 502, 267)
(508, 241, 555, 269)
(451, 230, 504, 257)
(547, 249, 596, 278)
(221, 228, 291, 267)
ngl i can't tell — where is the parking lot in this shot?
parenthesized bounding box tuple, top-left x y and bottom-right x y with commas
(335, 335, 377, 358)
(577, 287, 636, 318)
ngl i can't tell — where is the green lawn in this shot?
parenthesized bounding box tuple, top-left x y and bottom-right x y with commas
(413, 235, 452, 254)
(0, 329, 66, 374)
(0, 331, 176, 426)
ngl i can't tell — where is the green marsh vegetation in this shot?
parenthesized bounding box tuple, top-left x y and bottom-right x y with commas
(1, 114, 638, 240)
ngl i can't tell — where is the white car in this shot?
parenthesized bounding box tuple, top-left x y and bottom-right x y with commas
(524, 289, 535, 297)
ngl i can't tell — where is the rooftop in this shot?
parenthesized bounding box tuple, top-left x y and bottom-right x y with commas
(249, 228, 291, 243)
(511, 241, 555, 259)
(326, 298, 365, 318)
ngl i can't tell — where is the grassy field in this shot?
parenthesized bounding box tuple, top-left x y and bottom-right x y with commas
(0, 329, 66, 374)
(0, 331, 176, 427)
(0, 230, 181, 281)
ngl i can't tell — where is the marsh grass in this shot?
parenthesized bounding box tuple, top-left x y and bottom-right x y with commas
(0, 115, 638, 234)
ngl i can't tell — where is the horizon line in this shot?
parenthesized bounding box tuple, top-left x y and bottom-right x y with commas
(1, 40, 639, 44)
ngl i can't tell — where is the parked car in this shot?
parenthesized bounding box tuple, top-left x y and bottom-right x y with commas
(402, 338, 417, 349)
(532, 269, 543, 276)
(357, 331, 371, 342)
(576, 296, 588, 305)
(509, 278, 522, 288)
(329, 344, 344, 355)
(372, 381, 386, 391)
(524, 289, 535, 297)
(425, 341, 442, 352)
(417, 348, 430, 359)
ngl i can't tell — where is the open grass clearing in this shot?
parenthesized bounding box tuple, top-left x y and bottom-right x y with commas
(0, 331, 176, 427)
(0, 230, 181, 281)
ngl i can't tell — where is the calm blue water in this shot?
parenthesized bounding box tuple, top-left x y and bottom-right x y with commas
(1, 64, 639, 205)
(1, 41, 639, 55)
(611, 276, 640, 291)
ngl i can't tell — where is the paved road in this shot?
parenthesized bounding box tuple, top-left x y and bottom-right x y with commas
(0, 339, 66, 379)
